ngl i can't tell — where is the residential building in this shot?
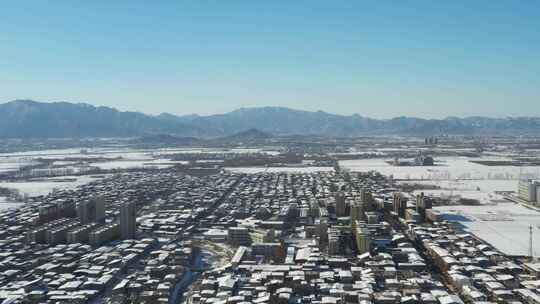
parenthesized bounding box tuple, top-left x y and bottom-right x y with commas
(77, 196, 106, 224)
(393, 192, 406, 218)
(228, 227, 251, 246)
(519, 179, 538, 203)
(120, 201, 137, 239)
(335, 193, 346, 217)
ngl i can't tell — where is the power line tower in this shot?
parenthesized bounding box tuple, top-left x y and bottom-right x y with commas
(530, 225, 534, 261)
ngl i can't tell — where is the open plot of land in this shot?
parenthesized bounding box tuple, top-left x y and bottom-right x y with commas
(412, 189, 504, 204)
(340, 156, 540, 180)
(0, 175, 108, 197)
(405, 179, 518, 193)
(435, 203, 540, 256)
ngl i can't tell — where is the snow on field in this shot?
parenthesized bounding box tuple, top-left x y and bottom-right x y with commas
(340, 156, 540, 180)
(412, 189, 504, 205)
(153, 148, 273, 155)
(0, 175, 107, 197)
(400, 179, 517, 202)
(225, 167, 335, 174)
(404, 179, 519, 193)
(0, 161, 39, 173)
(436, 203, 540, 256)
(91, 159, 187, 170)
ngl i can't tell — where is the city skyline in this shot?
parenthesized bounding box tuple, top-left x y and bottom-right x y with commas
(1, 1, 539, 118)
(3, 2, 540, 302)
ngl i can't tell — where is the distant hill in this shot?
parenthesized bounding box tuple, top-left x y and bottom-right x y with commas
(0, 100, 204, 138)
(172, 107, 382, 136)
(1, 100, 540, 138)
(163, 106, 540, 136)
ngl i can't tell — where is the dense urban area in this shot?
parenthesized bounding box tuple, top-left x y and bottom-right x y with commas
(2, 135, 540, 304)
(3, 0, 539, 302)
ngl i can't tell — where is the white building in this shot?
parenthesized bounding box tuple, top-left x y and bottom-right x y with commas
(519, 179, 539, 203)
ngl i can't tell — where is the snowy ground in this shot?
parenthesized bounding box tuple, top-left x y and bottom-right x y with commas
(225, 167, 335, 173)
(436, 203, 540, 256)
(0, 175, 108, 197)
(343, 155, 540, 256)
(343, 156, 540, 202)
(339, 156, 540, 180)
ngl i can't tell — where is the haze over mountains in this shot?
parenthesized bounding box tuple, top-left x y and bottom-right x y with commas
(1, 100, 540, 138)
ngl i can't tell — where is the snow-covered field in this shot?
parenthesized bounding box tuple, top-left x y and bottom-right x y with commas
(412, 189, 504, 205)
(406, 179, 519, 193)
(0, 175, 108, 197)
(0, 147, 282, 172)
(402, 179, 517, 203)
(91, 159, 188, 170)
(339, 156, 540, 180)
(342, 156, 540, 201)
(436, 203, 540, 256)
(225, 167, 335, 174)
(345, 155, 540, 256)
(0, 161, 39, 174)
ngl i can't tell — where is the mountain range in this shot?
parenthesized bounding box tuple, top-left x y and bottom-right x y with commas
(1, 100, 539, 138)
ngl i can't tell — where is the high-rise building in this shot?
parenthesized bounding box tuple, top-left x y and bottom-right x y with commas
(415, 192, 432, 220)
(58, 200, 77, 218)
(335, 193, 346, 217)
(350, 202, 363, 222)
(38, 200, 77, 224)
(360, 189, 375, 212)
(415, 192, 424, 212)
(327, 228, 341, 255)
(27, 218, 73, 244)
(360, 189, 370, 203)
(228, 227, 251, 246)
(89, 223, 120, 246)
(120, 202, 137, 240)
(353, 221, 371, 254)
(38, 204, 59, 224)
(308, 200, 320, 217)
(519, 180, 539, 203)
(95, 197, 106, 222)
(67, 223, 98, 243)
(393, 193, 406, 218)
(46, 220, 80, 245)
(77, 200, 92, 224)
(317, 219, 328, 244)
(77, 197, 106, 224)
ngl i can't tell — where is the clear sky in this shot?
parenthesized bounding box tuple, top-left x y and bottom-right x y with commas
(1, 1, 539, 118)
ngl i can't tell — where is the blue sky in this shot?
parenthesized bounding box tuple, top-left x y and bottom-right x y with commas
(1, 1, 539, 118)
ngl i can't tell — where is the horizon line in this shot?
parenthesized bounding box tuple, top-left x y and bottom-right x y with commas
(3, 99, 540, 121)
